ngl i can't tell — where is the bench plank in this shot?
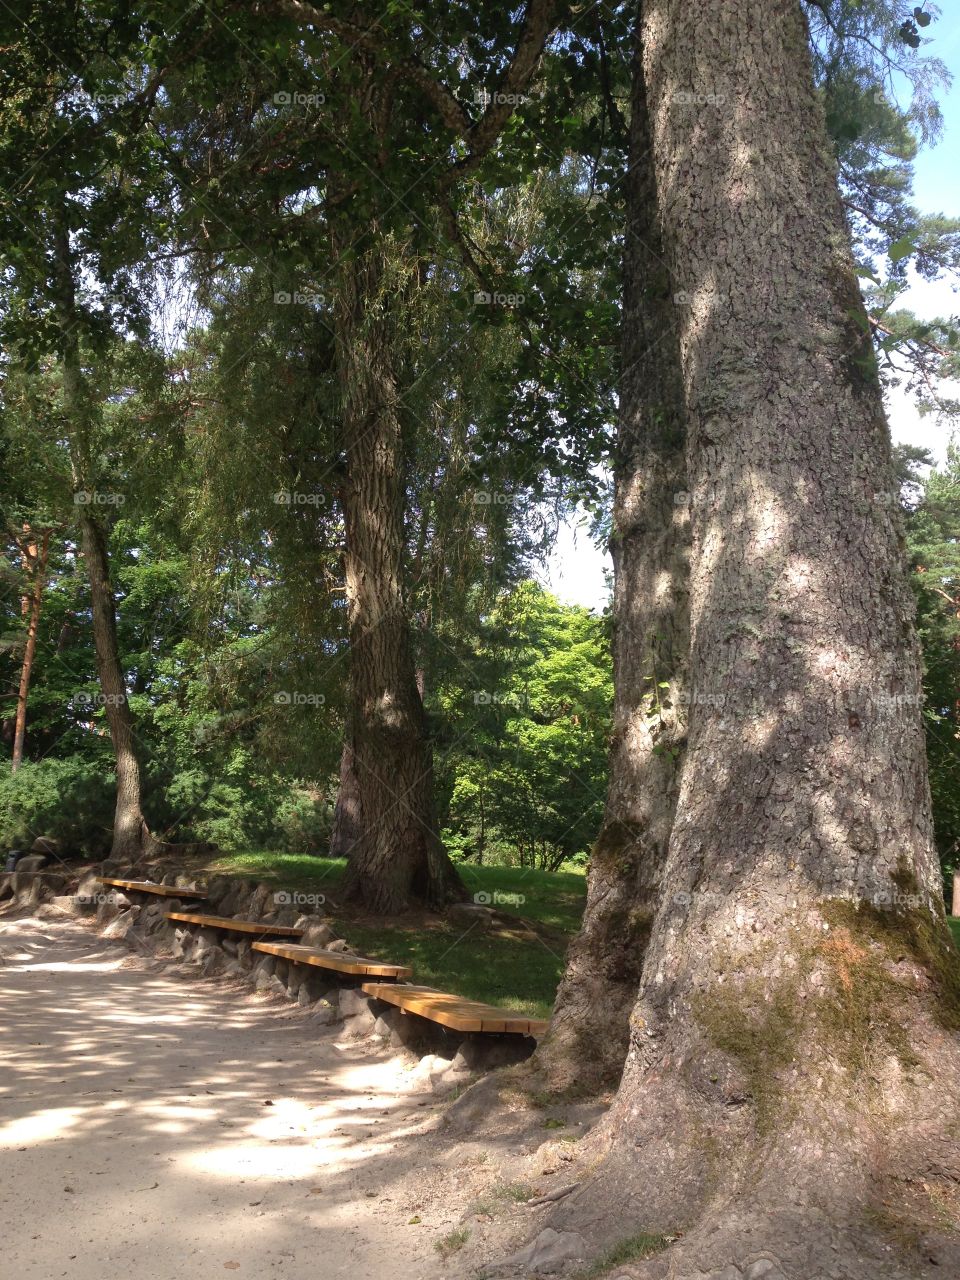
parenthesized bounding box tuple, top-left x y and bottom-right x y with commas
(97, 877, 207, 899)
(361, 982, 549, 1036)
(165, 911, 303, 938)
(252, 940, 411, 979)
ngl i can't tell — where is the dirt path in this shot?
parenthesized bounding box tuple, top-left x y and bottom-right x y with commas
(0, 915, 451, 1280)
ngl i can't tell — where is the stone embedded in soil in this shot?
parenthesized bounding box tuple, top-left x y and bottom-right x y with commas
(492, 1227, 588, 1274)
(102, 907, 141, 941)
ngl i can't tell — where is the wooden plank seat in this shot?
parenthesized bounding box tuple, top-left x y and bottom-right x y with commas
(361, 982, 549, 1037)
(164, 911, 304, 938)
(252, 940, 411, 979)
(97, 877, 207, 899)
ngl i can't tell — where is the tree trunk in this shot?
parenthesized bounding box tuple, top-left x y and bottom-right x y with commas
(332, 228, 463, 913)
(53, 216, 158, 864)
(11, 527, 50, 772)
(329, 740, 360, 859)
(534, 23, 689, 1091)
(548, 3, 960, 1274)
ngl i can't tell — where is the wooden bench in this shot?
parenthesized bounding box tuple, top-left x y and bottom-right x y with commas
(165, 911, 303, 938)
(361, 982, 549, 1036)
(252, 940, 411, 979)
(97, 877, 207, 899)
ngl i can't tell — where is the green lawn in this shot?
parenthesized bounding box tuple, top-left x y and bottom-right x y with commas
(202, 851, 587, 1019)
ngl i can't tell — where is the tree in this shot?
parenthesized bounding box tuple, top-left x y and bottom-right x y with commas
(9, 524, 52, 772)
(905, 445, 960, 885)
(547, 2, 960, 1274)
(534, 18, 689, 1090)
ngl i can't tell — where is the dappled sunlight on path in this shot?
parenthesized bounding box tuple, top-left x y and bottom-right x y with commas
(0, 916, 445, 1279)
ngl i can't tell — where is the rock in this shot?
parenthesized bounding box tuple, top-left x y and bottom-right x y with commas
(311, 999, 339, 1025)
(339, 988, 376, 1036)
(248, 883, 275, 918)
(743, 1261, 787, 1280)
(390, 1014, 428, 1052)
(452, 1033, 536, 1073)
(49, 894, 85, 918)
(200, 945, 227, 977)
(15, 854, 49, 873)
(295, 918, 336, 949)
(221, 936, 239, 957)
(372, 1014, 392, 1038)
(254, 971, 287, 999)
(297, 972, 332, 1004)
(495, 1228, 588, 1274)
(102, 907, 141, 941)
(30, 835, 64, 857)
(96, 896, 121, 926)
(448, 901, 496, 930)
(339, 988, 374, 1018)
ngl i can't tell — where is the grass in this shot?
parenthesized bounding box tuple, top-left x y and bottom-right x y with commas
(949, 918, 960, 950)
(575, 1232, 672, 1278)
(193, 850, 960, 1024)
(200, 850, 587, 1019)
(434, 1227, 470, 1258)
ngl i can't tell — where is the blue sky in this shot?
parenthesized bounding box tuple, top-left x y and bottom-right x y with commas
(548, 13, 960, 611)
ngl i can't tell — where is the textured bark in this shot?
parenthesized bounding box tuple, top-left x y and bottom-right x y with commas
(332, 227, 463, 913)
(329, 740, 360, 859)
(78, 511, 161, 860)
(548, 4, 960, 1276)
(534, 24, 689, 1092)
(53, 217, 160, 863)
(11, 527, 50, 773)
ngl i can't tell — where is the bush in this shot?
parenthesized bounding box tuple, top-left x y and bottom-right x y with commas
(0, 756, 115, 855)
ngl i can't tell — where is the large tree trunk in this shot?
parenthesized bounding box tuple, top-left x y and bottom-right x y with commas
(329, 739, 360, 859)
(534, 26, 689, 1092)
(548, 3, 960, 1275)
(11, 527, 50, 772)
(332, 228, 463, 913)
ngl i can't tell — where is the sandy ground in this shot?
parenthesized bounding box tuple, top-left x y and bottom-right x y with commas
(0, 914, 458, 1280)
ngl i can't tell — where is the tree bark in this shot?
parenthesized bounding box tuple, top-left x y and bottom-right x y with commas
(534, 21, 689, 1091)
(11, 527, 50, 773)
(52, 215, 160, 863)
(329, 739, 360, 859)
(332, 227, 463, 913)
(548, 3, 960, 1274)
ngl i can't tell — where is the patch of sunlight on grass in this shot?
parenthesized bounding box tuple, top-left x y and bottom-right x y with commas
(345, 921, 564, 1019)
